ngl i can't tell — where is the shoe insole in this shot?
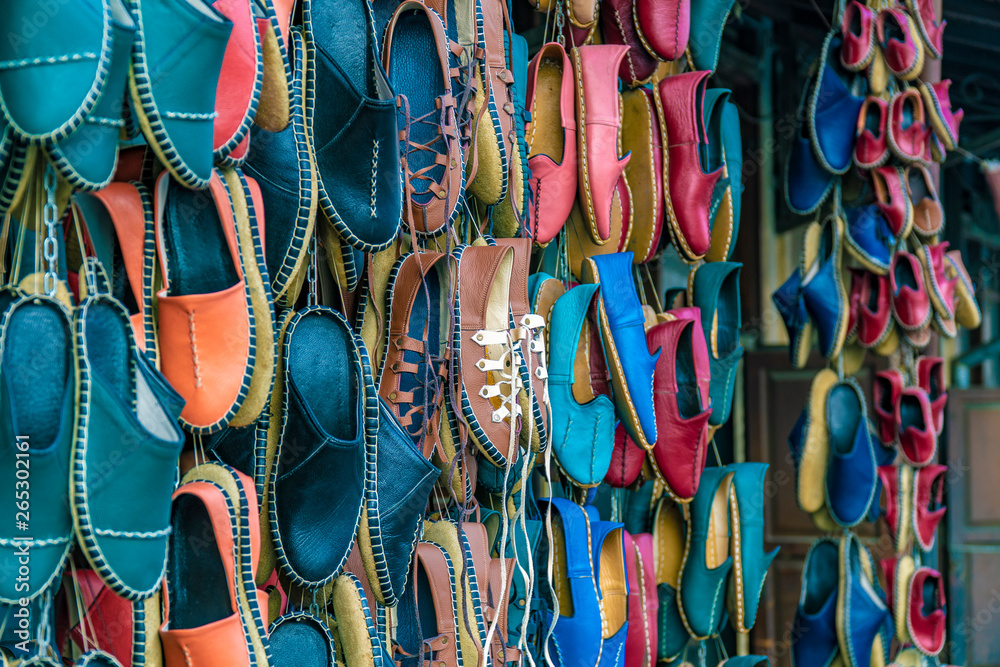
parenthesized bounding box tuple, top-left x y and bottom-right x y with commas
(401, 267, 444, 436)
(864, 104, 883, 135)
(899, 394, 926, 431)
(827, 383, 861, 457)
(551, 514, 574, 617)
(928, 475, 945, 512)
(803, 540, 838, 614)
(529, 57, 566, 163)
(902, 98, 915, 132)
(922, 577, 941, 615)
(876, 377, 894, 414)
(894, 257, 919, 291)
(310, 0, 370, 94)
(161, 180, 239, 297)
(389, 9, 446, 199)
(653, 500, 684, 588)
(675, 323, 704, 419)
(597, 527, 628, 637)
(85, 300, 133, 401)
(884, 16, 905, 46)
(3, 301, 71, 446)
(909, 168, 930, 203)
(269, 618, 332, 667)
(287, 310, 359, 441)
(167, 494, 233, 630)
(705, 473, 733, 570)
(483, 253, 516, 420)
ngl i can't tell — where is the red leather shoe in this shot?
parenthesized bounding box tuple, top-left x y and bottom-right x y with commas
(840, 1, 876, 71)
(572, 44, 631, 245)
(888, 89, 932, 164)
(633, 0, 690, 62)
(913, 464, 946, 552)
(600, 0, 659, 86)
(906, 164, 943, 237)
(906, 566, 946, 656)
(854, 96, 889, 169)
(916, 355, 947, 435)
(607, 424, 646, 488)
(876, 7, 924, 81)
(872, 165, 913, 239)
(212, 0, 263, 161)
(896, 386, 937, 467)
(918, 241, 958, 325)
(878, 464, 910, 551)
(527, 43, 578, 246)
(854, 270, 896, 352)
(919, 79, 963, 151)
(891, 250, 932, 331)
(648, 312, 712, 502)
(905, 0, 946, 59)
(879, 556, 897, 608)
(655, 70, 723, 262)
(874, 369, 905, 445)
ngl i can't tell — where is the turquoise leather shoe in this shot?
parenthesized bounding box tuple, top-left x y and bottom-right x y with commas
(678, 466, 734, 640)
(73, 267, 186, 600)
(582, 252, 660, 450)
(48, 3, 135, 191)
(129, 0, 232, 188)
(688, 262, 744, 427)
(727, 462, 780, 634)
(688, 0, 737, 73)
(547, 284, 616, 487)
(0, 295, 76, 603)
(0, 0, 112, 140)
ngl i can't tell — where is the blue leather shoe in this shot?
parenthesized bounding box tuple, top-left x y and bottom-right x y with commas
(792, 538, 840, 667)
(538, 497, 603, 667)
(547, 284, 616, 487)
(49, 4, 135, 191)
(308, 0, 402, 252)
(588, 518, 628, 667)
(801, 216, 849, 360)
(823, 378, 878, 528)
(688, 0, 737, 73)
(844, 205, 894, 275)
(129, 0, 232, 189)
(689, 261, 743, 427)
(837, 532, 892, 667)
(786, 77, 836, 216)
(582, 252, 659, 449)
(678, 466, 734, 640)
(727, 463, 780, 634)
(772, 266, 813, 368)
(808, 32, 865, 175)
(0, 0, 112, 140)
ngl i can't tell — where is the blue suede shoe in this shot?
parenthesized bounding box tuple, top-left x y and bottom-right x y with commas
(837, 533, 892, 667)
(844, 205, 894, 275)
(772, 266, 813, 369)
(808, 32, 865, 175)
(688, 261, 743, 427)
(786, 76, 835, 216)
(823, 378, 878, 528)
(588, 519, 628, 667)
(582, 253, 659, 449)
(792, 538, 840, 667)
(727, 463, 780, 634)
(547, 284, 616, 487)
(801, 216, 849, 361)
(678, 466, 734, 640)
(539, 497, 603, 667)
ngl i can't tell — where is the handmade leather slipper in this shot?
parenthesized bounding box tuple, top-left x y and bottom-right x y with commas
(888, 89, 932, 165)
(945, 249, 981, 329)
(548, 284, 616, 487)
(823, 377, 878, 528)
(245, 28, 317, 305)
(589, 519, 628, 663)
(318, 212, 365, 294)
(47, 1, 134, 191)
(634, 0, 689, 62)
(879, 464, 913, 551)
(837, 532, 891, 667)
(705, 88, 743, 262)
(840, 1, 876, 71)
(251, 0, 292, 133)
(582, 252, 659, 449)
(607, 425, 646, 488)
(800, 215, 849, 360)
(621, 87, 665, 264)
(210, 0, 263, 161)
(566, 192, 628, 280)
(906, 164, 944, 238)
(728, 463, 780, 634)
(529, 271, 565, 352)
(526, 42, 577, 246)
(0, 0, 113, 140)
(394, 541, 462, 667)
(854, 96, 890, 170)
(912, 464, 946, 553)
(0, 294, 75, 604)
(59, 568, 137, 664)
(129, 0, 232, 189)
(268, 611, 336, 667)
(271, 306, 369, 587)
(808, 32, 865, 176)
(600, 0, 659, 86)
(330, 572, 390, 667)
(785, 74, 835, 216)
(918, 80, 962, 152)
(652, 497, 688, 664)
(383, 1, 462, 237)
(72, 275, 185, 600)
(0, 127, 31, 215)
(309, 0, 402, 251)
(687, 0, 736, 73)
(153, 169, 255, 433)
(797, 369, 837, 514)
(877, 7, 924, 81)
(622, 532, 658, 667)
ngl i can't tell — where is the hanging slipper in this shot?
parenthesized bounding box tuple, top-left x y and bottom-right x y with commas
(651, 498, 688, 663)
(600, 0, 660, 87)
(529, 271, 566, 352)
(888, 89, 932, 165)
(208, 0, 263, 162)
(245, 28, 317, 306)
(394, 541, 463, 667)
(854, 96, 890, 170)
(704, 88, 743, 262)
(876, 7, 924, 81)
(621, 87, 665, 264)
(268, 611, 336, 667)
(129, 0, 232, 188)
(633, 0, 690, 62)
(840, 1, 876, 71)
(808, 32, 865, 176)
(252, 0, 292, 133)
(60, 568, 135, 665)
(607, 424, 646, 489)
(785, 73, 835, 216)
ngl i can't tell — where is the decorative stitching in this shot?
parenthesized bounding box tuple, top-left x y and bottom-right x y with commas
(162, 110, 218, 121)
(93, 527, 172, 539)
(0, 51, 98, 69)
(370, 139, 380, 218)
(188, 311, 203, 389)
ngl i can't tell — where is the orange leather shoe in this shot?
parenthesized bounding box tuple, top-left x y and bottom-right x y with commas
(154, 169, 255, 433)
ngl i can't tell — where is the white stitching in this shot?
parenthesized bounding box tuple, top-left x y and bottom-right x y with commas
(0, 52, 98, 69)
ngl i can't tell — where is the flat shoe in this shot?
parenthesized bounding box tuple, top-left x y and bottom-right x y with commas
(792, 538, 840, 667)
(652, 498, 687, 663)
(621, 87, 665, 264)
(808, 32, 864, 175)
(633, 0, 690, 62)
(268, 611, 336, 667)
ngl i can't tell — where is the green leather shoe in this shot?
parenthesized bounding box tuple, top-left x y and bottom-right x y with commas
(688, 0, 737, 73)
(678, 465, 734, 640)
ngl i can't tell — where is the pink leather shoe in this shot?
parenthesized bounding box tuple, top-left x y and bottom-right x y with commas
(655, 70, 723, 262)
(871, 166, 913, 239)
(526, 42, 578, 246)
(918, 241, 958, 323)
(905, 0, 946, 59)
(916, 356, 947, 435)
(854, 96, 889, 169)
(633, 0, 690, 62)
(600, 0, 659, 86)
(212, 0, 263, 161)
(840, 1, 876, 71)
(876, 7, 924, 81)
(572, 44, 631, 245)
(891, 250, 932, 331)
(874, 369, 905, 445)
(624, 532, 659, 667)
(912, 464, 946, 551)
(919, 80, 963, 151)
(888, 89, 932, 165)
(896, 386, 937, 467)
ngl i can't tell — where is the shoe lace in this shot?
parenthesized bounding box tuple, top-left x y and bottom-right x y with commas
(397, 93, 456, 203)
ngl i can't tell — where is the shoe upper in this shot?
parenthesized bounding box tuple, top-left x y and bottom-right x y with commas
(801, 217, 848, 360)
(809, 33, 864, 175)
(792, 538, 840, 667)
(840, 2, 875, 70)
(687, 0, 736, 73)
(786, 88, 835, 215)
(854, 96, 889, 169)
(599, 0, 659, 86)
(891, 250, 932, 330)
(690, 261, 743, 427)
(840, 533, 892, 667)
(633, 0, 690, 62)
(823, 378, 878, 528)
(845, 205, 894, 274)
(728, 462, 780, 633)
